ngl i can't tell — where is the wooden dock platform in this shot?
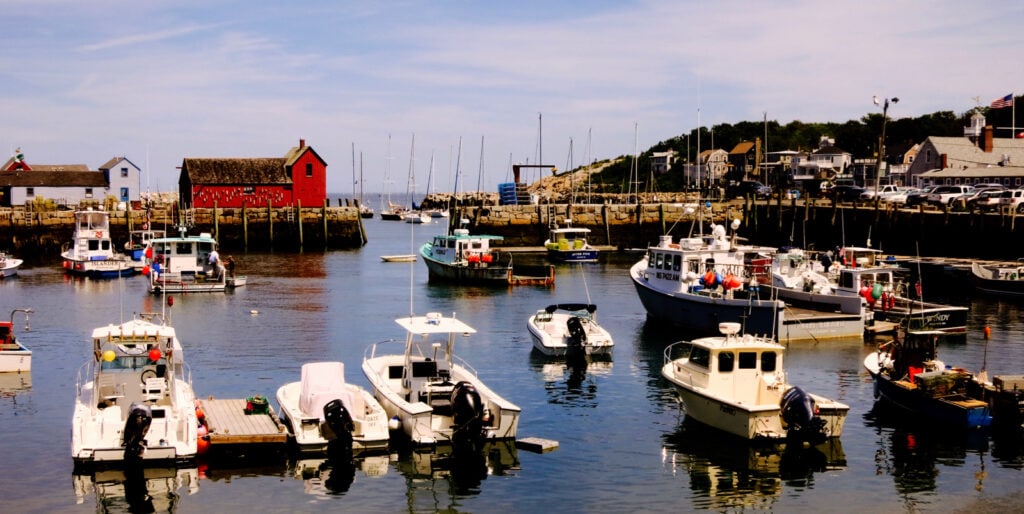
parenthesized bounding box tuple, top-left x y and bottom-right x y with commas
(199, 398, 287, 446)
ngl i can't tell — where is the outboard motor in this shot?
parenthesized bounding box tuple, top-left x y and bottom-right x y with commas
(780, 387, 828, 445)
(123, 402, 153, 461)
(323, 399, 355, 455)
(450, 381, 485, 448)
(566, 316, 587, 352)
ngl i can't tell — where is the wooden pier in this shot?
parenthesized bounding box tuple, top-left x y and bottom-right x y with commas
(199, 398, 287, 446)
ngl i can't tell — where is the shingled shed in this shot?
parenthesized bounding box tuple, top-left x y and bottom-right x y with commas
(179, 138, 327, 208)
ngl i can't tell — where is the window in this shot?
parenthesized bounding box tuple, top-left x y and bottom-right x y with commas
(26, 187, 34, 196)
(761, 352, 777, 372)
(121, 167, 129, 178)
(306, 163, 313, 177)
(688, 346, 710, 369)
(738, 352, 757, 369)
(717, 352, 735, 373)
(120, 187, 129, 201)
(85, 188, 94, 198)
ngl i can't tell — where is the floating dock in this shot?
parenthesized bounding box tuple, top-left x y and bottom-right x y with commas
(199, 398, 287, 446)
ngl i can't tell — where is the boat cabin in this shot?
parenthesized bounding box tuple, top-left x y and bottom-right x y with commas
(546, 226, 591, 251)
(70, 210, 116, 257)
(91, 324, 179, 409)
(393, 313, 474, 413)
(673, 326, 785, 404)
(429, 229, 502, 266)
(149, 233, 219, 276)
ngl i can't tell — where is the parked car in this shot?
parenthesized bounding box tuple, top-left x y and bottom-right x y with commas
(878, 187, 917, 205)
(1000, 188, 1024, 213)
(905, 186, 937, 207)
(830, 184, 867, 202)
(966, 189, 1006, 211)
(730, 180, 772, 199)
(927, 185, 975, 206)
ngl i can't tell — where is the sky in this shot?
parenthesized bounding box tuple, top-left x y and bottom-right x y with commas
(3, 1, 1023, 198)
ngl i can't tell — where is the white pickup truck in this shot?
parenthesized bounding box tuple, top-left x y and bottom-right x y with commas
(859, 184, 901, 202)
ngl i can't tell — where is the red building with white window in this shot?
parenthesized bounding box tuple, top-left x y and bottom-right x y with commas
(179, 139, 327, 208)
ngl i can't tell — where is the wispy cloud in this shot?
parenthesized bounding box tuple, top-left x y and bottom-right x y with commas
(78, 23, 221, 52)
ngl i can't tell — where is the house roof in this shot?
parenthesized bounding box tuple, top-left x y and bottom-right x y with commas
(1, 157, 89, 172)
(98, 156, 141, 171)
(730, 141, 755, 154)
(182, 142, 326, 185)
(182, 157, 291, 185)
(813, 145, 850, 155)
(0, 170, 108, 187)
(925, 136, 1024, 166)
(919, 165, 1024, 178)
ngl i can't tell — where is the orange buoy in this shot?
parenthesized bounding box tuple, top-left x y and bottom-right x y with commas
(984, 326, 992, 339)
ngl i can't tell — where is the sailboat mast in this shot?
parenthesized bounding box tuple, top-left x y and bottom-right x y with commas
(477, 135, 485, 194)
(407, 133, 416, 210)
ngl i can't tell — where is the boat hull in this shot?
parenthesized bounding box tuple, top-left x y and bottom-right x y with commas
(0, 259, 22, 278)
(421, 253, 512, 285)
(662, 363, 847, 441)
(63, 257, 135, 278)
(71, 380, 199, 466)
(631, 262, 783, 338)
(546, 248, 599, 263)
(0, 347, 31, 373)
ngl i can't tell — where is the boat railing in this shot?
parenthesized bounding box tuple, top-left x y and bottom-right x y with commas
(75, 360, 95, 399)
(364, 338, 405, 361)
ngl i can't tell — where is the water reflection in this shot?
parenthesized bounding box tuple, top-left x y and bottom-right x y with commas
(528, 351, 612, 408)
(393, 440, 519, 510)
(662, 420, 845, 511)
(72, 466, 199, 513)
(289, 453, 390, 497)
(866, 403, 992, 498)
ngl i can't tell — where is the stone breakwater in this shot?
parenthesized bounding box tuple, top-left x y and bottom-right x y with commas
(0, 203, 367, 262)
(449, 200, 1024, 260)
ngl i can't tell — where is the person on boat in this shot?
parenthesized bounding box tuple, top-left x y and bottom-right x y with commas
(226, 256, 236, 278)
(208, 249, 223, 279)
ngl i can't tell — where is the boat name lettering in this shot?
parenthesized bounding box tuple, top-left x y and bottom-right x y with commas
(719, 404, 736, 415)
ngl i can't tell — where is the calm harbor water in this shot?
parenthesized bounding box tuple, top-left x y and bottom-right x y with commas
(3, 217, 1024, 513)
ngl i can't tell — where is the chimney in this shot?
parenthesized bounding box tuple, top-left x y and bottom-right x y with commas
(983, 126, 993, 153)
(941, 154, 948, 169)
(299, 138, 306, 149)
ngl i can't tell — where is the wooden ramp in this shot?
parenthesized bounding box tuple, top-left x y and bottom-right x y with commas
(199, 398, 287, 446)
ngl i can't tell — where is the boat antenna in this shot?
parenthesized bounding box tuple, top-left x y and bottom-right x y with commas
(408, 221, 416, 317)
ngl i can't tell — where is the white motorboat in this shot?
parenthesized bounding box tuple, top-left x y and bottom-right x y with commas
(527, 303, 614, 357)
(404, 211, 431, 224)
(0, 308, 33, 373)
(71, 312, 199, 465)
(362, 312, 521, 446)
(661, 322, 848, 444)
(0, 252, 23, 278)
(381, 254, 417, 263)
(146, 231, 245, 294)
(276, 361, 389, 454)
(61, 209, 135, 278)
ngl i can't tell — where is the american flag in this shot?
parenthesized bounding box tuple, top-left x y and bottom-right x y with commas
(991, 93, 1014, 109)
